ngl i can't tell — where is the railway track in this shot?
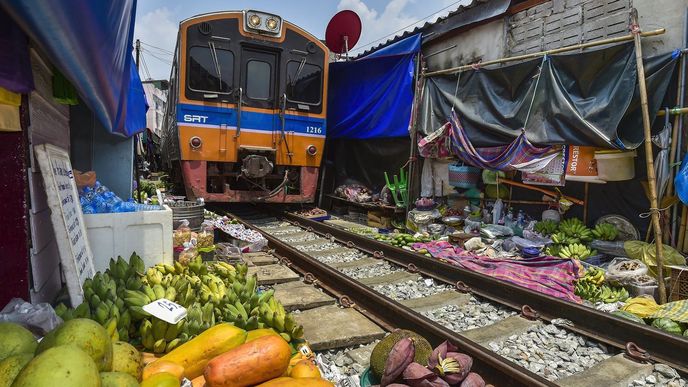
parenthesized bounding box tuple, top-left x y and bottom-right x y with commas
(212, 205, 687, 387)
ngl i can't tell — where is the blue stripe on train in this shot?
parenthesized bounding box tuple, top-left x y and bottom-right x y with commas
(176, 103, 326, 136)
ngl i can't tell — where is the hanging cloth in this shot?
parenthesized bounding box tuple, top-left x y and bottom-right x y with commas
(447, 55, 556, 171)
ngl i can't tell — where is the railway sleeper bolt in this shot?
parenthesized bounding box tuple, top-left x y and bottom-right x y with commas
(325, 233, 332, 239)
(304, 273, 318, 285)
(280, 257, 292, 267)
(347, 241, 356, 248)
(520, 305, 540, 320)
(624, 342, 650, 363)
(339, 296, 355, 308)
(455, 281, 471, 293)
(306, 226, 314, 232)
(268, 249, 276, 255)
(373, 251, 385, 259)
(407, 263, 419, 273)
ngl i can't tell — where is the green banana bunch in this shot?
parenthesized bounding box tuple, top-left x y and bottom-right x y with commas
(592, 223, 618, 241)
(551, 232, 579, 246)
(534, 220, 559, 236)
(559, 243, 595, 260)
(559, 218, 592, 242)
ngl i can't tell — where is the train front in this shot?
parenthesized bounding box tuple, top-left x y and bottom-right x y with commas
(174, 10, 328, 203)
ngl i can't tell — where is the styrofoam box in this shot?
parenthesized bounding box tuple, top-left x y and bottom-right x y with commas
(84, 205, 173, 273)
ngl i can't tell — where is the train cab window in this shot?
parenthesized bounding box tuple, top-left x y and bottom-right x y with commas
(188, 46, 233, 94)
(246, 60, 272, 100)
(286, 61, 322, 105)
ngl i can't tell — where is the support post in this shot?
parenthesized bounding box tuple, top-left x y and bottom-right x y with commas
(631, 9, 666, 303)
(134, 39, 142, 203)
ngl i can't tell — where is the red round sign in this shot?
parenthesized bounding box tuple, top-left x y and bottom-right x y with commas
(325, 10, 362, 54)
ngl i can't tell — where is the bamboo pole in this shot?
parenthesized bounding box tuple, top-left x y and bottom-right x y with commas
(656, 106, 688, 116)
(679, 206, 688, 251)
(424, 28, 665, 77)
(631, 9, 666, 304)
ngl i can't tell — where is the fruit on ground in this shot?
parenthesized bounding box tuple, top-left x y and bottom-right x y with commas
(140, 372, 180, 387)
(204, 335, 291, 387)
(255, 377, 334, 387)
(36, 318, 113, 371)
(0, 352, 33, 386)
(111, 341, 143, 381)
(143, 360, 184, 381)
(11, 345, 100, 387)
(0, 322, 37, 361)
(158, 323, 246, 380)
(100, 371, 140, 387)
(370, 330, 433, 378)
(289, 360, 321, 378)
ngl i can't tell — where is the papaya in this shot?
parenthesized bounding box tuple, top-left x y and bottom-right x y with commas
(140, 372, 180, 387)
(0, 352, 33, 386)
(36, 318, 113, 371)
(142, 352, 160, 366)
(11, 345, 100, 387)
(245, 328, 279, 342)
(143, 360, 184, 381)
(204, 335, 291, 387)
(256, 377, 334, 387)
(191, 375, 206, 387)
(111, 341, 143, 381)
(159, 323, 246, 380)
(289, 360, 321, 378)
(0, 322, 37, 361)
(100, 371, 140, 387)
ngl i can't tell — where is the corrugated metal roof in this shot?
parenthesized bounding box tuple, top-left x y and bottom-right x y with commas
(354, 0, 508, 59)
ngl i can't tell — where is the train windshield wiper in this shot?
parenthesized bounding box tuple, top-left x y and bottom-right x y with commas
(208, 41, 222, 95)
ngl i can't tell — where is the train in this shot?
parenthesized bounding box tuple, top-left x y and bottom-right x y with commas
(161, 10, 328, 202)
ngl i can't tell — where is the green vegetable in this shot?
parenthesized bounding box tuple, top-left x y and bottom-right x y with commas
(651, 318, 683, 335)
(611, 310, 646, 325)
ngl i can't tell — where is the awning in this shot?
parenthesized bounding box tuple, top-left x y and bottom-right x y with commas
(1, 0, 147, 137)
(327, 34, 421, 139)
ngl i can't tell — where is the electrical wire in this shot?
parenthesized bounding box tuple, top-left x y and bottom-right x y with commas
(144, 49, 173, 65)
(140, 53, 152, 80)
(140, 41, 174, 55)
(349, 0, 464, 53)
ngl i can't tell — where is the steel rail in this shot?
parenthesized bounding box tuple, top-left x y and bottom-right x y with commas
(279, 211, 688, 375)
(223, 209, 554, 387)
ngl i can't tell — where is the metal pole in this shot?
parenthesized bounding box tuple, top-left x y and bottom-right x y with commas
(425, 28, 665, 77)
(666, 53, 685, 246)
(630, 9, 666, 303)
(134, 39, 143, 202)
(406, 52, 422, 215)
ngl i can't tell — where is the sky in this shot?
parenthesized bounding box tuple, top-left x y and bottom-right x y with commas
(133, 0, 468, 80)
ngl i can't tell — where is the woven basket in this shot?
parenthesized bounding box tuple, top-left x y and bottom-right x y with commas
(448, 164, 480, 189)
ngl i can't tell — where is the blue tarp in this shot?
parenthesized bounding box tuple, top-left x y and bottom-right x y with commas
(327, 34, 421, 139)
(1, 0, 147, 137)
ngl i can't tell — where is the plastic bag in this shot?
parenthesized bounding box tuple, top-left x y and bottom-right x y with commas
(605, 258, 648, 285)
(624, 240, 686, 278)
(481, 224, 513, 239)
(197, 220, 215, 249)
(407, 208, 440, 233)
(0, 298, 62, 335)
(675, 151, 688, 205)
(173, 220, 192, 248)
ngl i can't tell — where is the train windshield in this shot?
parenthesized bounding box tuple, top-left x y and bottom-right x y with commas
(286, 60, 322, 105)
(188, 45, 233, 94)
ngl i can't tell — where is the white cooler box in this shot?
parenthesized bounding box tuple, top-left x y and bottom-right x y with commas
(84, 205, 173, 273)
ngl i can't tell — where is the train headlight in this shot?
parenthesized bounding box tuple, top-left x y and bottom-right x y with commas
(248, 14, 261, 28)
(266, 18, 279, 31)
(306, 145, 317, 156)
(190, 136, 202, 149)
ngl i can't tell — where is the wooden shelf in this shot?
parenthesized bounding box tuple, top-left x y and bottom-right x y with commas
(326, 194, 405, 213)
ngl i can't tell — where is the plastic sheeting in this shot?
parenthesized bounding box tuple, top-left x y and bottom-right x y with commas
(327, 34, 420, 139)
(0, 9, 32, 94)
(420, 43, 679, 149)
(1, 0, 146, 137)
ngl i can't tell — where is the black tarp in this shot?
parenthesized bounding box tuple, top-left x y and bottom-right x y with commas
(420, 43, 679, 149)
(325, 138, 411, 193)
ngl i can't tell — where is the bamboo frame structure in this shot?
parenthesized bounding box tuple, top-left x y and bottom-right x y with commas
(631, 9, 667, 304)
(424, 28, 665, 77)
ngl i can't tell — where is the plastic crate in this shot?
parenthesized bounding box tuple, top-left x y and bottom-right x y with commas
(84, 205, 173, 273)
(669, 265, 688, 301)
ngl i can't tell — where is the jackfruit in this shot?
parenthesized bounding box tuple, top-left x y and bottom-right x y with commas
(369, 329, 432, 378)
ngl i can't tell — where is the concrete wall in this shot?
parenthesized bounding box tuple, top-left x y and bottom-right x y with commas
(422, 0, 688, 73)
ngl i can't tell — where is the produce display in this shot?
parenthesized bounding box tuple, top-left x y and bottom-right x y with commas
(620, 297, 688, 336)
(213, 217, 267, 244)
(294, 208, 328, 218)
(54, 253, 303, 355)
(536, 217, 617, 261)
(574, 267, 629, 303)
(369, 330, 485, 387)
(372, 233, 432, 248)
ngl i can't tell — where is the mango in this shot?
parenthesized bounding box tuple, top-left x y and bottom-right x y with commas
(111, 341, 143, 381)
(140, 372, 180, 387)
(0, 322, 37, 361)
(0, 352, 33, 386)
(36, 318, 113, 371)
(100, 371, 140, 387)
(11, 345, 100, 387)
